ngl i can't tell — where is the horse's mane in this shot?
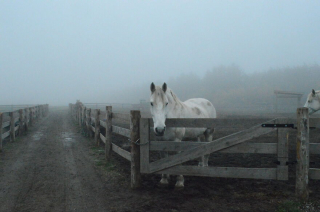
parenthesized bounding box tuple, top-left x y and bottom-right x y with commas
(166, 88, 183, 106)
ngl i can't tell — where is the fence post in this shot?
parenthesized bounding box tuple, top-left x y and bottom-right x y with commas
(105, 106, 112, 159)
(87, 108, 92, 137)
(9, 112, 15, 142)
(29, 108, 33, 126)
(94, 109, 100, 146)
(277, 126, 289, 180)
(83, 107, 87, 133)
(78, 106, 82, 126)
(140, 118, 150, 173)
(0, 113, 3, 152)
(19, 109, 24, 135)
(296, 107, 309, 201)
(130, 110, 141, 189)
(24, 108, 28, 131)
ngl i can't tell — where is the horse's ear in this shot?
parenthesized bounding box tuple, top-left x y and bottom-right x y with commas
(162, 83, 167, 93)
(150, 82, 156, 93)
(312, 89, 316, 96)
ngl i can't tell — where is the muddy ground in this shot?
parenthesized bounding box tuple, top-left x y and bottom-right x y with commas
(0, 108, 319, 212)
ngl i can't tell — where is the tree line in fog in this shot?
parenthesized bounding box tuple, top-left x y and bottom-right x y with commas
(104, 64, 319, 113)
(166, 64, 320, 112)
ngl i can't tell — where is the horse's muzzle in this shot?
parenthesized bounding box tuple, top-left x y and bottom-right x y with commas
(155, 127, 166, 136)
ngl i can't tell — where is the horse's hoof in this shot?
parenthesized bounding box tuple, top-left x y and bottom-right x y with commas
(174, 185, 185, 190)
(174, 181, 185, 189)
(158, 179, 169, 187)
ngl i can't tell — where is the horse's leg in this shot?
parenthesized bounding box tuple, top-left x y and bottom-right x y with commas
(175, 175, 184, 188)
(197, 137, 204, 167)
(174, 135, 185, 188)
(203, 128, 214, 167)
(159, 151, 170, 185)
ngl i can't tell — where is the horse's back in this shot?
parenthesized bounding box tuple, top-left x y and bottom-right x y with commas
(183, 98, 216, 118)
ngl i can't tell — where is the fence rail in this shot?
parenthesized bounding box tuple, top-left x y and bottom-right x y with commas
(70, 101, 320, 201)
(70, 102, 141, 189)
(0, 104, 49, 152)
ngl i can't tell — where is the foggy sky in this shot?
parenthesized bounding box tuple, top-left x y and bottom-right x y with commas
(1, 1, 320, 105)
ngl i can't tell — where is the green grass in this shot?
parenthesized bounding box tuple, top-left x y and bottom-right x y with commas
(90, 146, 116, 171)
(276, 201, 302, 212)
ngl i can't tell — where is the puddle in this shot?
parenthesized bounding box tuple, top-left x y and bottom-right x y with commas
(32, 132, 43, 141)
(62, 132, 75, 147)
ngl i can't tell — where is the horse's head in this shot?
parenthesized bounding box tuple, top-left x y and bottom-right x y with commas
(150, 82, 169, 136)
(304, 89, 320, 115)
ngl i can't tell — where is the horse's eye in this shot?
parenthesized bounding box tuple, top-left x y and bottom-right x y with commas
(151, 102, 153, 106)
(166, 102, 168, 106)
(308, 100, 312, 103)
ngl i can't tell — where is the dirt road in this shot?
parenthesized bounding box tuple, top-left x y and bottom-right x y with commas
(0, 109, 319, 212)
(0, 109, 129, 212)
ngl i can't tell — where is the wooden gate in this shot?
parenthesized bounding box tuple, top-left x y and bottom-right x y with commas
(140, 117, 291, 181)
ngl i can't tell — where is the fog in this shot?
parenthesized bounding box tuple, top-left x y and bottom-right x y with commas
(1, 1, 320, 109)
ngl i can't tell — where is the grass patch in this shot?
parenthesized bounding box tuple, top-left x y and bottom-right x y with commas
(276, 201, 301, 212)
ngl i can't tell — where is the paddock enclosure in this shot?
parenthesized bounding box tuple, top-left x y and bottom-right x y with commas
(0, 104, 49, 152)
(70, 101, 320, 201)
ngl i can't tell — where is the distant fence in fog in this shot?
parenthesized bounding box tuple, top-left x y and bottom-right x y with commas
(0, 104, 49, 152)
(0, 104, 41, 113)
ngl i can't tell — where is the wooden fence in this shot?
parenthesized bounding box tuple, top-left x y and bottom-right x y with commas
(70, 102, 141, 189)
(139, 117, 290, 181)
(0, 104, 49, 152)
(70, 102, 320, 200)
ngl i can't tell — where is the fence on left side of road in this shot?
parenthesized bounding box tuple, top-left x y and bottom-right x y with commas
(0, 104, 49, 152)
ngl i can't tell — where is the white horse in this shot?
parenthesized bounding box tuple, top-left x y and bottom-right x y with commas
(149, 82, 216, 188)
(304, 89, 320, 115)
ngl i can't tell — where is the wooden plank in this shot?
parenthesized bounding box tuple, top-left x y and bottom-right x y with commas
(296, 107, 309, 201)
(94, 109, 100, 146)
(9, 112, 15, 142)
(309, 168, 320, 180)
(112, 125, 130, 138)
(150, 141, 277, 154)
(105, 106, 112, 160)
(100, 133, 106, 144)
(309, 118, 320, 128)
(112, 143, 131, 161)
(140, 118, 150, 173)
(24, 108, 28, 132)
(14, 125, 19, 132)
(100, 120, 106, 128)
(310, 143, 320, 154)
(277, 127, 289, 181)
(112, 112, 130, 123)
(91, 126, 95, 132)
(14, 117, 19, 123)
(2, 121, 10, 128)
(149, 118, 273, 128)
(2, 130, 10, 140)
(86, 108, 92, 137)
(19, 109, 24, 135)
(130, 110, 141, 189)
(148, 119, 278, 173)
(156, 166, 277, 180)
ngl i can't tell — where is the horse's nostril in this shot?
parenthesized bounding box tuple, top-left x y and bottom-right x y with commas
(155, 127, 165, 134)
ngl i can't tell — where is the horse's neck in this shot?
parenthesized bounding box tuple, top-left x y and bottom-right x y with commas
(166, 88, 185, 118)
